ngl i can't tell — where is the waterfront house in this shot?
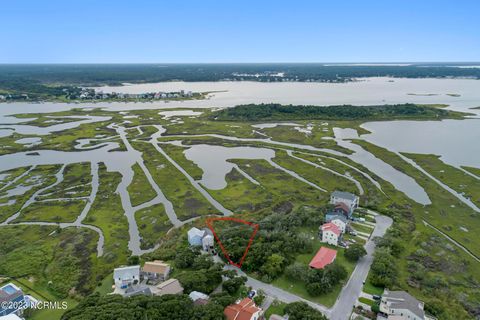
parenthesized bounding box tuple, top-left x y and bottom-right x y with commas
(113, 265, 141, 289)
(330, 191, 359, 217)
(142, 260, 171, 283)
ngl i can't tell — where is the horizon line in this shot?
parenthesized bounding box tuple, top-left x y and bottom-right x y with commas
(1, 61, 480, 65)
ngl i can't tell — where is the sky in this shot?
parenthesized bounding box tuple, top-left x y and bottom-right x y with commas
(1, 0, 479, 63)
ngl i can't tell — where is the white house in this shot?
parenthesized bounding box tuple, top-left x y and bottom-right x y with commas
(321, 222, 341, 246)
(113, 265, 141, 289)
(330, 216, 347, 233)
(330, 191, 359, 215)
(188, 227, 205, 246)
(380, 290, 427, 320)
(202, 234, 214, 251)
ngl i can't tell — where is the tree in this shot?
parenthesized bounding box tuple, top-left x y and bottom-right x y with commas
(260, 253, 285, 280)
(209, 292, 236, 308)
(344, 244, 367, 262)
(174, 247, 198, 269)
(192, 255, 214, 270)
(253, 289, 265, 306)
(285, 263, 309, 282)
(324, 262, 348, 283)
(370, 249, 398, 287)
(222, 276, 247, 295)
(284, 302, 328, 320)
(127, 255, 139, 265)
(192, 303, 225, 320)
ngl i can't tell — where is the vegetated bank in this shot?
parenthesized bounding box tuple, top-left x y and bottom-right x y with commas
(211, 103, 468, 121)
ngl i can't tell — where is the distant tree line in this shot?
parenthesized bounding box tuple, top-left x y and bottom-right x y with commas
(212, 103, 458, 121)
(1, 63, 479, 87)
(61, 293, 328, 320)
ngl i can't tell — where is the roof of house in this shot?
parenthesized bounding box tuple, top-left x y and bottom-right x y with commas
(188, 227, 205, 239)
(202, 227, 213, 236)
(326, 213, 347, 224)
(0, 283, 23, 304)
(143, 260, 170, 275)
(123, 286, 152, 297)
(321, 222, 341, 236)
(332, 191, 357, 201)
(189, 291, 209, 302)
(194, 298, 209, 306)
(113, 265, 140, 280)
(382, 290, 425, 319)
(309, 247, 337, 269)
(155, 278, 183, 295)
(224, 298, 261, 320)
(334, 202, 351, 214)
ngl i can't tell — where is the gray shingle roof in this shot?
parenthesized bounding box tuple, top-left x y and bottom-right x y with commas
(383, 290, 425, 318)
(331, 191, 357, 201)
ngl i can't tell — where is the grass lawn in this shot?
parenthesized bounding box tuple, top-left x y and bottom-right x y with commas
(362, 279, 384, 296)
(359, 297, 375, 307)
(343, 233, 366, 245)
(351, 222, 374, 235)
(94, 272, 114, 295)
(264, 300, 287, 319)
(271, 242, 357, 307)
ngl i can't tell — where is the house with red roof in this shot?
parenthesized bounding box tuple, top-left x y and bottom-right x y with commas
(224, 297, 262, 320)
(320, 222, 341, 246)
(309, 247, 337, 269)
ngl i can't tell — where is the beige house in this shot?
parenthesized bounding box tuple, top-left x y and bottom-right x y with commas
(153, 278, 184, 296)
(142, 260, 171, 282)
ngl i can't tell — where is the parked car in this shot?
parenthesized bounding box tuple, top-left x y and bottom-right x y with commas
(247, 290, 257, 299)
(373, 295, 382, 300)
